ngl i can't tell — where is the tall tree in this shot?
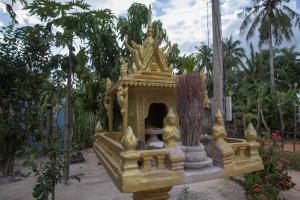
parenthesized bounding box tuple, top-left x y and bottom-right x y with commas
(222, 36, 245, 95)
(239, 0, 300, 88)
(195, 42, 213, 97)
(26, 0, 117, 184)
(0, 23, 58, 176)
(212, 0, 224, 114)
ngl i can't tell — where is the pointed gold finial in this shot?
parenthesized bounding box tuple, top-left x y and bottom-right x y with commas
(122, 126, 137, 151)
(245, 123, 257, 142)
(166, 108, 176, 119)
(215, 109, 224, 126)
(146, 4, 153, 38)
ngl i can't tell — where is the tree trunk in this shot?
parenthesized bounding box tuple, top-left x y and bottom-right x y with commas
(64, 44, 73, 185)
(268, 26, 275, 88)
(260, 109, 270, 132)
(211, 0, 224, 116)
(1, 154, 15, 176)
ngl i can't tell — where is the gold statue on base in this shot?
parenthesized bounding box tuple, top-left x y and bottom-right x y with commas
(163, 109, 180, 148)
(212, 109, 227, 140)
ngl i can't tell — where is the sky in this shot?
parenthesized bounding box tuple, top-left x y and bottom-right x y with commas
(0, 0, 299, 55)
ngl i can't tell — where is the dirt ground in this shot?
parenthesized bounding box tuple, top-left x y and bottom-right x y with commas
(0, 149, 299, 200)
(282, 142, 300, 152)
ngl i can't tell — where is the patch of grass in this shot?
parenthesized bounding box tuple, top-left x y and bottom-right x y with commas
(278, 151, 300, 171)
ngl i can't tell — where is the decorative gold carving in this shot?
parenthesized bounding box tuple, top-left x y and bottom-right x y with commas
(121, 126, 137, 151)
(199, 70, 209, 108)
(106, 77, 112, 90)
(133, 186, 172, 200)
(123, 5, 171, 75)
(117, 85, 128, 119)
(119, 58, 128, 79)
(245, 123, 257, 142)
(163, 108, 180, 148)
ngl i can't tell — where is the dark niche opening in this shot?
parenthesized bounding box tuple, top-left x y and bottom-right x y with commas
(145, 103, 168, 141)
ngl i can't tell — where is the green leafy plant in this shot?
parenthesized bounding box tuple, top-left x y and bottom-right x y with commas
(32, 152, 64, 200)
(31, 129, 80, 200)
(177, 185, 201, 200)
(242, 132, 295, 200)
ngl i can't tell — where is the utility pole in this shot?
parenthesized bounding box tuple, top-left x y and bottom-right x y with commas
(211, 0, 224, 115)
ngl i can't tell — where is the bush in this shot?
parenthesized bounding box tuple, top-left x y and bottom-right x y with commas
(278, 151, 300, 171)
(243, 133, 296, 200)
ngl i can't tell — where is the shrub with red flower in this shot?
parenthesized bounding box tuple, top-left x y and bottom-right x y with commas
(242, 135, 295, 200)
(271, 132, 281, 142)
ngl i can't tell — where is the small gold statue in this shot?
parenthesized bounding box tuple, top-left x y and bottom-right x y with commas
(212, 109, 227, 140)
(245, 123, 257, 142)
(163, 108, 180, 147)
(122, 126, 137, 151)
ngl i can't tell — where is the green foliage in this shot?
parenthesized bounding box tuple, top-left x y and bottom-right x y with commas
(177, 185, 200, 200)
(0, 23, 58, 176)
(239, 0, 300, 46)
(278, 151, 300, 171)
(32, 152, 64, 200)
(26, 0, 90, 22)
(117, 3, 148, 44)
(243, 135, 296, 200)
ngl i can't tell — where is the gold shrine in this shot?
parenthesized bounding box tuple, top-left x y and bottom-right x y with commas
(94, 5, 263, 200)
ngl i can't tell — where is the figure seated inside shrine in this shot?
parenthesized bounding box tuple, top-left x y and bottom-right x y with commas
(144, 103, 167, 149)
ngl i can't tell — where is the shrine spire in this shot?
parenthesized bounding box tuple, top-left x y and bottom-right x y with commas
(146, 4, 153, 38)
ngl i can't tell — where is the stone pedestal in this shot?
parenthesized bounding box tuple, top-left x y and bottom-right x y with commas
(165, 147, 185, 171)
(181, 144, 213, 169)
(133, 187, 172, 200)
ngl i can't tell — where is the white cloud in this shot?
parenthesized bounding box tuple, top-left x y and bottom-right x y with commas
(0, 0, 299, 55)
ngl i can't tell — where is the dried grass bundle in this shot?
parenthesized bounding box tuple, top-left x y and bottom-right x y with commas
(176, 73, 205, 146)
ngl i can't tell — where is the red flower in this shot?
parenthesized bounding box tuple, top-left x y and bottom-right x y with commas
(271, 132, 281, 141)
(253, 186, 261, 193)
(253, 184, 261, 193)
(284, 159, 289, 165)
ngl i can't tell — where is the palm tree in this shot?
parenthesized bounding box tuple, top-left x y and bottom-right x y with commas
(241, 43, 269, 82)
(275, 46, 300, 88)
(26, 0, 118, 184)
(195, 42, 213, 97)
(222, 36, 245, 94)
(239, 0, 300, 88)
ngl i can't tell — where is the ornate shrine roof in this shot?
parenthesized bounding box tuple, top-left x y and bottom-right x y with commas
(106, 5, 176, 95)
